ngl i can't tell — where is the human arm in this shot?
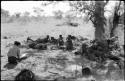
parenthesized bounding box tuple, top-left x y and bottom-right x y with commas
(17, 49, 20, 60)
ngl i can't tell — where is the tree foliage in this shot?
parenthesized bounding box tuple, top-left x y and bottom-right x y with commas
(1, 8, 10, 17)
(15, 12, 21, 18)
(33, 7, 44, 16)
(69, 1, 108, 26)
(70, 1, 108, 41)
(53, 10, 63, 19)
(69, 1, 124, 40)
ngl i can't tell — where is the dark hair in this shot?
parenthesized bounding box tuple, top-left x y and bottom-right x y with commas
(14, 41, 21, 46)
(46, 35, 49, 38)
(59, 35, 63, 38)
(82, 67, 91, 76)
(15, 69, 36, 81)
(67, 35, 72, 39)
(51, 37, 54, 39)
(59, 35, 62, 37)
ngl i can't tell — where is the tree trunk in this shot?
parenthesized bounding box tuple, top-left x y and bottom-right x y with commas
(94, 1, 106, 42)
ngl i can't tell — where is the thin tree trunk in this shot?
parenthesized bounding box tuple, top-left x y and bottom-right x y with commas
(110, 1, 121, 37)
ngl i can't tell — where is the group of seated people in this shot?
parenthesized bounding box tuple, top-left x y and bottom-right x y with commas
(27, 35, 75, 50)
(7, 40, 92, 81)
(6, 34, 123, 81)
(7, 35, 75, 65)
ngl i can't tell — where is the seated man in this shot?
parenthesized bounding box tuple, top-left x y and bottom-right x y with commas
(58, 35, 64, 46)
(66, 35, 73, 50)
(7, 41, 21, 64)
(80, 43, 88, 56)
(35, 35, 50, 44)
(50, 37, 58, 45)
(43, 35, 50, 43)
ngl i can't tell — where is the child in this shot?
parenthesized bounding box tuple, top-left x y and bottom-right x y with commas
(7, 41, 21, 64)
(15, 69, 36, 81)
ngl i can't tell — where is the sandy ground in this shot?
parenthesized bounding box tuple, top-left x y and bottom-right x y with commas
(1, 18, 124, 81)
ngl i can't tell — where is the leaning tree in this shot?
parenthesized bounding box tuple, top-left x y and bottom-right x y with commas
(69, 0, 124, 42)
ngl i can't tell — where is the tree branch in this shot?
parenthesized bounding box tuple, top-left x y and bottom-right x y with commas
(89, 15, 95, 24)
(116, 1, 121, 12)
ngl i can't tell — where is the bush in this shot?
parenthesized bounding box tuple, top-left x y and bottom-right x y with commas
(53, 10, 63, 19)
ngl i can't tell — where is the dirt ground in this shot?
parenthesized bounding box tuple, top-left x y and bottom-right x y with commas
(1, 18, 124, 81)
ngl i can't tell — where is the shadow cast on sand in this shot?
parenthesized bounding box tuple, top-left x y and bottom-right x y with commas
(67, 55, 90, 66)
(4, 63, 17, 70)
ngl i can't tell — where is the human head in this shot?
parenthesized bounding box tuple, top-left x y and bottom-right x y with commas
(46, 35, 49, 39)
(59, 35, 62, 38)
(51, 37, 54, 40)
(15, 69, 35, 81)
(68, 35, 71, 37)
(14, 41, 21, 46)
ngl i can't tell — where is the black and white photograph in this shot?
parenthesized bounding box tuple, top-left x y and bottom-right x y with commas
(1, 1, 124, 81)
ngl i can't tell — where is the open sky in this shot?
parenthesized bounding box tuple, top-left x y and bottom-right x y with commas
(1, 1, 71, 16)
(1, 1, 118, 17)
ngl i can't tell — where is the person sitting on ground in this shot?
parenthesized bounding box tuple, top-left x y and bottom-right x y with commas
(44, 35, 50, 43)
(15, 69, 36, 81)
(66, 35, 73, 50)
(50, 37, 58, 44)
(7, 41, 21, 64)
(80, 43, 88, 56)
(58, 35, 64, 46)
(35, 35, 50, 44)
